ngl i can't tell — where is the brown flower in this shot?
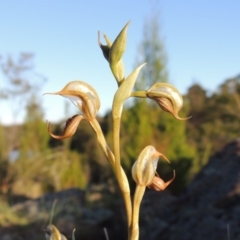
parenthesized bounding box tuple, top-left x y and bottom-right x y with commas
(47, 115, 83, 140)
(44, 81, 100, 139)
(131, 146, 170, 187)
(146, 82, 190, 120)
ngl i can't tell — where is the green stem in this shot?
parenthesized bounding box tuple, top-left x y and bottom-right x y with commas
(130, 185, 146, 240)
(113, 117, 122, 184)
(130, 91, 147, 98)
(90, 118, 132, 232)
(89, 118, 115, 166)
(113, 117, 132, 233)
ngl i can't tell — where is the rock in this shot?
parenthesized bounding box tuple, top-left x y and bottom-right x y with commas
(8, 187, 115, 240)
(151, 138, 240, 240)
(12, 188, 85, 220)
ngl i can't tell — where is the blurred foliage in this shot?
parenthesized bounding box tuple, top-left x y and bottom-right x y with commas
(20, 95, 49, 153)
(7, 148, 89, 197)
(0, 13, 238, 239)
(0, 54, 89, 199)
(0, 53, 46, 122)
(1, 73, 239, 198)
(0, 17, 240, 209)
(186, 75, 240, 177)
(0, 197, 29, 226)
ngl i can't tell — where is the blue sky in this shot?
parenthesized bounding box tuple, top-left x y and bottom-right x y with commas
(1, 0, 240, 124)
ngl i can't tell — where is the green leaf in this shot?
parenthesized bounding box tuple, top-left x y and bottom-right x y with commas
(112, 63, 145, 119)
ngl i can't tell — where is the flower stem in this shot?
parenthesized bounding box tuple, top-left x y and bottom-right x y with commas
(89, 118, 115, 166)
(130, 91, 147, 98)
(130, 185, 146, 240)
(90, 118, 132, 233)
(113, 117, 132, 233)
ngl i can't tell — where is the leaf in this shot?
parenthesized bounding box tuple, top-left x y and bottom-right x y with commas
(112, 63, 145, 119)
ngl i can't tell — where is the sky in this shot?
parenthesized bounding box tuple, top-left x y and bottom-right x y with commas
(0, 0, 240, 124)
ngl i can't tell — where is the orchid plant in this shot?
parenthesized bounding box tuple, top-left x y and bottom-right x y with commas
(44, 21, 186, 240)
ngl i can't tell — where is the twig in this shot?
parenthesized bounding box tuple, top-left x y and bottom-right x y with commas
(227, 224, 230, 240)
(104, 228, 109, 240)
(49, 199, 57, 224)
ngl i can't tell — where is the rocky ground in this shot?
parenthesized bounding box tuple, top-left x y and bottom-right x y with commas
(1, 138, 240, 240)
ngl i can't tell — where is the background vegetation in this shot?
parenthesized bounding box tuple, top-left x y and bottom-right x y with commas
(0, 14, 240, 231)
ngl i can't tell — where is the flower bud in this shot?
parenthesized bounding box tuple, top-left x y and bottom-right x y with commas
(146, 82, 190, 120)
(98, 22, 130, 85)
(109, 21, 130, 68)
(44, 224, 67, 240)
(44, 81, 100, 120)
(132, 146, 169, 186)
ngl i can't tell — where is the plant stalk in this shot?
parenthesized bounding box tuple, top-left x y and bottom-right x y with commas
(90, 118, 132, 235)
(130, 185, 146, 240)
(113, 117, 132, 233)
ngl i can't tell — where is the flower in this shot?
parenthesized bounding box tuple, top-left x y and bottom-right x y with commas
(45, 81, 100, 120)
(148, 170, 175, 191)
(44, 224, 67, 240)
(131, 145, 172, 188)
(47, 114, 83, 140)
(146, 82, 190, 120)
(44, 81, 100, 139)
